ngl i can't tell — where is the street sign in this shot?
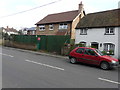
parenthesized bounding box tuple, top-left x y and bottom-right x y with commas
(37, 37, 41, 41)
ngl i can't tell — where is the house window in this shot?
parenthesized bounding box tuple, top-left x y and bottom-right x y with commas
(39, 25, 45, 31)
(59, 23, 68, 30)
(79, 42, 86, 47)
(80, 28, 87, 35)
(91, 42, 99, 49)
(32, 31, 35, 35)
(105, 27, 115, 35)
(49, 24, 54, 30)
(103, 43, 115, 55)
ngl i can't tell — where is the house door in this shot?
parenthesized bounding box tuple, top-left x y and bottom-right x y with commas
(91, 42, 99, 49)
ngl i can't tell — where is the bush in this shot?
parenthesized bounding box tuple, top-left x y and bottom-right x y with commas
(76, 43, 85, 47)
(109, 50, 114, 55)
(101, 51, 107, 55)
(68, 44, 76, 54)
(101, 50, 114, 55)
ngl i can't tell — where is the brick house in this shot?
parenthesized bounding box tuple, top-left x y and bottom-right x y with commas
(75, 9, 120, 59)
(35, 2, 85, 40)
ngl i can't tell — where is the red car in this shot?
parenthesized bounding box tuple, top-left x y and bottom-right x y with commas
(69, 47, 119, 70)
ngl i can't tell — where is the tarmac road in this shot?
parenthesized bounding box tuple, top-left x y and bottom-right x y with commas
(1, 46, 119, 88)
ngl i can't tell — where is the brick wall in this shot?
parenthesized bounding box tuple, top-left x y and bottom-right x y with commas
(4, 40, 36, 50)
(36, 23, 71, 35)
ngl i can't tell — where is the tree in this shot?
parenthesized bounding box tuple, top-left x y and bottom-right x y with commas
(4, 33, 10, 40)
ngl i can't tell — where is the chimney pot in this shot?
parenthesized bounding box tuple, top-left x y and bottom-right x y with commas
(78, 1, 84, 14)
(80, 1, 82, 4)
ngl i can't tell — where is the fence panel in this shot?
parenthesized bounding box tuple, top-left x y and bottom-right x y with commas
(46, 35, 70, 54)
(12, 35, 70, 54)
(13, 35, 37, 44)
(39, 35, 47, 50)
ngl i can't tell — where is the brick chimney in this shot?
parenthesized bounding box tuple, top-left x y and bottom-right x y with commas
(78, 1, 84, 14)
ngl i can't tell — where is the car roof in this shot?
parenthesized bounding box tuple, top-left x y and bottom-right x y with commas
(77, 47, 96, 50)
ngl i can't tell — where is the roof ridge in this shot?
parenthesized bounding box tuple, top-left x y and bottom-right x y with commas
(87, 8, 119, 15)
(36, 10, 79, 25)
(47, 10, 78, 16)
(76, 8, 120, 29)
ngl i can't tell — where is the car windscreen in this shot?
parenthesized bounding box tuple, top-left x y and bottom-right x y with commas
(95, 49, 104, 56)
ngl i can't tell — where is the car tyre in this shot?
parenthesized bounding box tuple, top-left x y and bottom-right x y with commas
(100, 62, 110, 70)
(70, 58, 77, 64)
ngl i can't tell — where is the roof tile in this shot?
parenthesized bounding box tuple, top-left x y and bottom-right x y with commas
(36, 10, 79, 25)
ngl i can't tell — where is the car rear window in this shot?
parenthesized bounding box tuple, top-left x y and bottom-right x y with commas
(76, 48, 84, 54)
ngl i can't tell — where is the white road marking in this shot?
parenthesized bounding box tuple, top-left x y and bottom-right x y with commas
(98, 78, 120, 85)
(0, 53, 14, 57)
(25, 60, 65, 71)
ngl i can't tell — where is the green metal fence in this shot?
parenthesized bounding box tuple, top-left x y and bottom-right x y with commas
(12, 35, 70, 54)
(13, 35, 37, 44)
(46, 35, 70, 53)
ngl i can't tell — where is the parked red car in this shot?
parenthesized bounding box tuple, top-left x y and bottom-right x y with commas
(69, 47, 119, 70)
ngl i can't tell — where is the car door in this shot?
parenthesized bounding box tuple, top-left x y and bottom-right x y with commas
(83, 49, 100, 65)
(74, 48, 85, 62)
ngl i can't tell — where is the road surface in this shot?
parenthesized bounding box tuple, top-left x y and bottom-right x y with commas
(1, 46, 119, 88)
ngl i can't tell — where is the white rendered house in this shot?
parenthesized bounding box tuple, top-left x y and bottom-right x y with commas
(75, 9, 120, 59)
(3, 26, 18, 35)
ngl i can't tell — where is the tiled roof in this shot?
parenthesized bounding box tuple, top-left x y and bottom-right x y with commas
(35, 10, 79, 25)
(76, 9, 120, 29)
(4, 27, 18, 33)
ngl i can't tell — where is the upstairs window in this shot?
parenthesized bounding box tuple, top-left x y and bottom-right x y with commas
(49, 24, 54, 30)
(39, 25, 45, 31)
(59, 23, 68, 30)
(80, 28, 88, 35)
(105, 27, 115, 35)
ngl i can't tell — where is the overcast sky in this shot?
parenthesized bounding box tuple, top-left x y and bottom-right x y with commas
(0, 0, 119, 30)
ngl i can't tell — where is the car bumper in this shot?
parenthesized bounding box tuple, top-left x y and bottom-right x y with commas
(109, 62, 119, 67)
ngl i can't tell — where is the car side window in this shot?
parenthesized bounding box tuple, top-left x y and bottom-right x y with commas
(84, 49, 97, 56)
(76, 48, 84, 54)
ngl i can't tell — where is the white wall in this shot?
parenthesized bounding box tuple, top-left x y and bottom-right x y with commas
(9, 32, 18, 35)
(75, 27, 118, 58)
(118, 27, 120, 59)
(23, 31, 27, 35)
(3, 29, 18, 35)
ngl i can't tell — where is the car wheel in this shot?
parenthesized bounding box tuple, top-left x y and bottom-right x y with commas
(70, 58, 77, 64)
(100, 62, 110, 70)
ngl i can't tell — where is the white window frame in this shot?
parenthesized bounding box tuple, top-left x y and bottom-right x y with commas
(105, 27, 115, 35)
(49, 24, 54, 30)
(39, 25, 45, 31)
(104, 43, 115, 55)
(80, 28, 87, 35)
(59, 23, 68, 30)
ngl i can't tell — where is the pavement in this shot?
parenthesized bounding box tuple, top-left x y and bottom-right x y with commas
(2, 46, 68, 59)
